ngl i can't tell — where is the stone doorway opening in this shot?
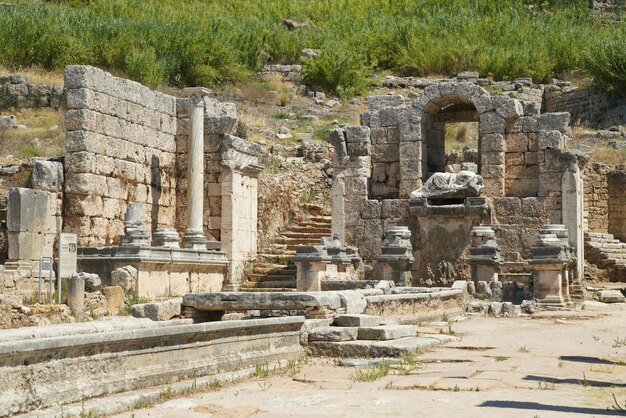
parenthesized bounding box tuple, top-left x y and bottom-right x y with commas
(422, 98, 480, 182)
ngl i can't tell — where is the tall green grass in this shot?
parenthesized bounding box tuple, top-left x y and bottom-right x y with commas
(0, 0, 623, 95)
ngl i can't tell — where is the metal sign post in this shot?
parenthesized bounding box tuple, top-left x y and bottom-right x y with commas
(58, 233, 78, 304)
(38, 256, 53, 304)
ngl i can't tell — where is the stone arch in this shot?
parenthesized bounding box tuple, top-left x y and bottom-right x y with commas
(398, 82, 523, 198)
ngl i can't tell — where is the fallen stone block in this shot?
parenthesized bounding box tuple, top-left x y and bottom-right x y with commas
(338, 358, 402, 367)
(334, 314, 381, 328)
(357, 325, 417, 341)
(131, 298, 182, 321)
(309, 334, 459, 358)
(308, 326, 358, 342)
(598, 290, 625, 304)
(101, 285, 124, 315)
(182, 291, 343, 311)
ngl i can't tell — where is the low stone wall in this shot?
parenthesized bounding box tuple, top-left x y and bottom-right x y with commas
(544, 85, 626, 128)
(608, 170, 626, 241)
(0, 76, 64, 110)
(583, 162, 612, 233)
(0, 316, 305, 417)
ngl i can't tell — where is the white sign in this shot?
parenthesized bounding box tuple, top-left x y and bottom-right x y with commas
(59, 233, 78, 279)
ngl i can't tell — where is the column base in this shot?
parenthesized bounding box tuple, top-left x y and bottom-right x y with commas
(182, 230, 208, 251)
(535, 296, 566, 308)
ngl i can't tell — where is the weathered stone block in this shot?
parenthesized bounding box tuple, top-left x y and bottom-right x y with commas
(131, 298, 182, 321)
(506, 134, 529, 152)
(480, 112, 505, 134)
(360, 200, 382, 219)
(308, 326, 358, 342)
(537, 112, 570, 132)
(381, 199, 409, 219)
(334, 314, 382, 327)
(101, 285, 125, 315)
(537, 131, 564, 150)
(368, 95, 405, 112)
(31, 160, 64, 192)
(344, 125, 370, 143)
(495, 99, 524, 121)
(357, 325, 417, 341)
(598, 290, 625, 303)
(482, 133, 504, 152)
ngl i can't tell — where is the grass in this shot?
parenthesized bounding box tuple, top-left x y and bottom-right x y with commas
(0, 108, 65, 158)
(0, 1, 624, 95)
(351, 362, 390, 382)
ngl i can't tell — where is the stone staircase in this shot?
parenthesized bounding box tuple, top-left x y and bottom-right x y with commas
(307, 314, 459, 357)
(242, 212, 332, 291)
(585, 231, 626, 282)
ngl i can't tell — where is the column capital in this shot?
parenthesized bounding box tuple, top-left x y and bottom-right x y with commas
(183, 87, 211, 98)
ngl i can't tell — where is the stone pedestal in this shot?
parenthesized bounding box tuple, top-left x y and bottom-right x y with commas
(529, 226, 569, 307)
(376, 226, 414, 286)
(409, 196, 490, 286)
(182, 87, 210, 250)
(542, 224, 574, 304)
(153, 229, 180, 248)
(293, 236, 362, 292)
(120, 203, 150, 247)
(467, 225, 501, 286)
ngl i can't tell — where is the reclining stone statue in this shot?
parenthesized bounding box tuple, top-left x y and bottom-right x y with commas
(410, 170, 484, 199)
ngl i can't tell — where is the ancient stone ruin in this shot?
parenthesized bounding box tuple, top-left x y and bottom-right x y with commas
(1, 65, 626, 416)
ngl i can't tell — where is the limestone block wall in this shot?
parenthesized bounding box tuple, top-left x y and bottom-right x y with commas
(0, 76, 65, 110)
(608, 170, 626, 241)
(583, 162, 611, 233)
(544, 85, 626, 128)
(63, 66, 178, 246)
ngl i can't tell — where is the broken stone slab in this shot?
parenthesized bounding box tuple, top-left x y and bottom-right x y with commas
(182, 291, 343, 311)
(131, 298, 182, 321)
(357, 325, 417, 341)
(334, 314, 381, 328)
(597, 290, 626, 304)
(308, 326, 358, 342)
(338, 358, 402, 367)
(31, 160, 64, 192)
(309, 334, 459, 358)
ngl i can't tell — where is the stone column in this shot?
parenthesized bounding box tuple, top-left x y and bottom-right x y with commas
(562, 166, 584, 297)
(67, 274, 85, 315)
(182, 87, 210, 250)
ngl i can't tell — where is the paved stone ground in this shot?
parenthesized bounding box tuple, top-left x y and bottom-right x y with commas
(112, 306, 626, 418)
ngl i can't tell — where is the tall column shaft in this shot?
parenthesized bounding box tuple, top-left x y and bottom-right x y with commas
(182, 87, 210, 250)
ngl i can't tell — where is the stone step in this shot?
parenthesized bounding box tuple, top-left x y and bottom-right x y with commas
(282, 232, 329, 239)
(275, 237, 321, 246)
(334, 314, 382, 328)
(297, 221, 332, 229)
(308, 335, 460, 358)
(286, 225, 332, 234)
(260, 252, 295, 260)
(308, 326, 358, 342)
(357, 325, 418, 341)
(586, 232, 615, 239)
(240, 280, 296, 289)
(247, 273, 297, 282)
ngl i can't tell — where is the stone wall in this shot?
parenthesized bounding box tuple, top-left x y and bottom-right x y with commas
(544, 85, 626, 128)
(332, 83, 585, 285)
(63, 66, 179, 247)
(583, 162, 612, 233)
(0, 76, 64, 110)
(608, 170, 626, 241)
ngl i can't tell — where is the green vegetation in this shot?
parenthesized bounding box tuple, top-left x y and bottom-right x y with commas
(0, 0, 624, 95)
(351, 361, 390, 382)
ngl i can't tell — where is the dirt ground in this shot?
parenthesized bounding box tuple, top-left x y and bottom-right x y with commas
(110, 305, 626, 418)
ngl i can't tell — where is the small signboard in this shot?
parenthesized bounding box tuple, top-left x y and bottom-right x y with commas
(58, 233, 78, 279)
(58, 233, 78, 304)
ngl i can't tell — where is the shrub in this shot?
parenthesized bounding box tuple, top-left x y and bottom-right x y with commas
(302, 46, 371, 98)
(584, 36, 626, 93)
